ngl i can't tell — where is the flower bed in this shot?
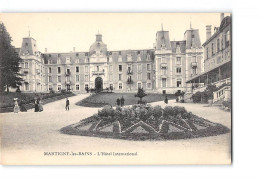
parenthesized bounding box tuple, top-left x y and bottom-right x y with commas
(60, 104, 230, 140)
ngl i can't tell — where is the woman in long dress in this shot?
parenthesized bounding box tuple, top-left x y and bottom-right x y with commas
(13, 98, 20, 113)
(38, 99, 43, 112)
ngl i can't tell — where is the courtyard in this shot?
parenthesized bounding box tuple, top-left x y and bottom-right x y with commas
(0, 94, 231, 165)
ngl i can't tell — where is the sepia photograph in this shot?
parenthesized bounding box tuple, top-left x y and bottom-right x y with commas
(0, 12, 232, 165)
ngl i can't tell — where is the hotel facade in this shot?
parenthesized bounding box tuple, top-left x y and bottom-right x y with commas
(17, 26, 204, 94)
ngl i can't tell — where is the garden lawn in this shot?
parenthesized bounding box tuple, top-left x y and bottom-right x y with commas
(0, 92, 75, 113)
(76, 92, 176, 107)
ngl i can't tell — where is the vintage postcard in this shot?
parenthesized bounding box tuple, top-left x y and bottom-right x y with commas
(0, 13, 232, 165)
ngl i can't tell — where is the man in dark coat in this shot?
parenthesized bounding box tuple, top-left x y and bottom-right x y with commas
(65, 98, 70, 111)
(34, 98, 39, 112)
(164, 96, 168, 104)
(121, 96, 125, 107)
(116, 98, 120, 106)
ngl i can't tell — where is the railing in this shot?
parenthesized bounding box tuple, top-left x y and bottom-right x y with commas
(127, 70, 133, 75)
(160, 63, 167, 68)
(127, 80, 134, 84)
(65, 71, 71, 76)
(191, 62, 197, 68)
(213, 85, 231, 103)
(65, 81, 71, 85)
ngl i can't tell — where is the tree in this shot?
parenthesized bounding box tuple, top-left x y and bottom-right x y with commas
(0, 22, 23, 93)
(135, 88, 147, 104)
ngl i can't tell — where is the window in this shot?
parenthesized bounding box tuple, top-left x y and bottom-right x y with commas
(57, 85, 61, 91)
(138, 64, 142, 71)
(206, 47, 209, 59)
(76, 66, 79, 73)
(147, 83, 151, 88)
(192, 56, 197, 63)
(177, 79, 182, 87)
(138, 82, 142, 89)
(85, 66, 89, 73)
(226, 30, 230, 47)
(110, 84, 113, 90)
(49, 85, 52, 91)
(147, 64, 151, 71)
(147, 73, 151, 80)
(85, 52, 88, 56)
(119, 65, 122, 72)
(76, 84, 80, 91)
(176, 57, 181, 65)
(76, 75, 80, 82)
(109, 74, 113, 81)
(66, 68, 70, 75)
(119, 83, 122, 90)
(49, 54, 51, 57)
(25, 62, 29, 68)
(162, 67, 167, 75)
(57, 67, 61, 74)
(57, 76, 61, 83)
(57, 58, 61, 64)
(58, 54, 61, 58)
(192, 68, 197, 75)
(85, 84, 88, 89)
(211, 43, 214, 56)
(76, 53, 79, 57)
(217, 39, 220, 52)
(137, 73, 141, 80)
(75, 58, 79, 64)
(25, 42, 28, 46)
(66, 76, 70, 82)
(25, 83, 29, 91)
(66, 57, 70, 64)
(162, 78, 166, 88)
(109, 65, 113, 71)
(119, 74, 122, 81)
(176, 67, 181, 74)
(85, 75, 88, 82)
(49, 67, 51, 73)
(48, 76, 52, 82)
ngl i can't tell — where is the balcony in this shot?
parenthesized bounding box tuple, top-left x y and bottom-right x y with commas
(92, 71, 105, 76)
(191, 62, 197, 68)
(23, 69, 29, 74)
(65, 81, 71, 85)
(127, 79, 134, 84)
(160, 63, 167, 68)
(127, 70, 133, 75)
(65, 71, 71, 76)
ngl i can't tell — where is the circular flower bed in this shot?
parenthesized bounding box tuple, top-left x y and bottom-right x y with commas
(60, 104, 230, 140)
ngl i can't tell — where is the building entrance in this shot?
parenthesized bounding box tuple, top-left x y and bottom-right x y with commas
(95, 77, 103, 92)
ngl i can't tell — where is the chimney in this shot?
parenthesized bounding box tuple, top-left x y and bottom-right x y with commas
(220, 13, 224, 23)
(45, 48, 47, 53)
(206, 25, 212, 41)
(73, 47, 76, 52)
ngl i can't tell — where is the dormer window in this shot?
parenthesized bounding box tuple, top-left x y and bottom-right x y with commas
(127, 54, 132, 61)
(85, 52, 88, 56)
(75, 58, 79, 64)
(49, 54, 51, 57)
(66, 57, 71, 64)
(76, 53, 79, 57)
(58, 54, 61, 57)
(57, 58, 61, 64)
(25, 42, 28, 46)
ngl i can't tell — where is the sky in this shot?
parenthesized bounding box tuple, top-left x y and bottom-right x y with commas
(0, 13, 230, 53)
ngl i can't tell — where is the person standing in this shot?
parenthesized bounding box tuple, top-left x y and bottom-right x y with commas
(38, 98, 43, 112)
(116, 98, 120, 106)
(65, 97, 70, 111)
(13, 98, 20, 113)
(164, 96, 168, 104)
(121, 96, 125, 107)
(34, 98, 39, 112)
(19, 99, 27, 112)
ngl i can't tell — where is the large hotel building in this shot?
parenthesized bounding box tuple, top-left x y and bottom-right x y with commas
(17, 24, 204, 94)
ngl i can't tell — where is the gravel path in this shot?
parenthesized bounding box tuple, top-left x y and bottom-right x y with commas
(0, 94, 231, 165)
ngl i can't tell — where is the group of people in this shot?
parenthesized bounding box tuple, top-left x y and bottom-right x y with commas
(34, 98, 43, 112)
(116, 96, 125, 106)
(13, 98, 29, 113)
